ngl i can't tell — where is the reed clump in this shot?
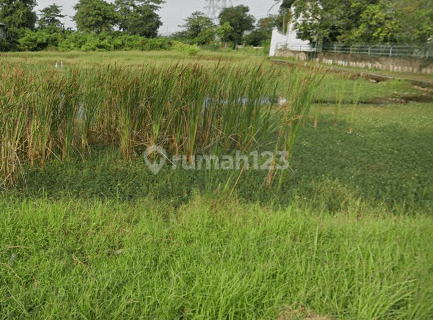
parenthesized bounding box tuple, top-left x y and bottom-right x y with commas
(0, 61, 320, 187)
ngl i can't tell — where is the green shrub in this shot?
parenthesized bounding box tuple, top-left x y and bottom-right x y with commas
(17, 29, 62, 51)
(243, 30, 268, 47)
(2, 28, 183, 52)
(171, 41, 200, 55)
(59, 33, 88, 51)
(0, 38, 11, 52)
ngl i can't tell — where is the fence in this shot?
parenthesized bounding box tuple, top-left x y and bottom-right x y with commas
(322, 43, 432, 59)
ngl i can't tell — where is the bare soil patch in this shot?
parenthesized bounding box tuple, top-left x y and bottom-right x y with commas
(278, 305, 334, 320)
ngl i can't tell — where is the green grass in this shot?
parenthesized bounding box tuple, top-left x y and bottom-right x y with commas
(10, 102, 433, 215)
(1, 196, 433, 319)
(0, 50, 269, 67)
(312, 77, 422, 104)
(290, 102, 433, 214)
(1, 51, 433, 319)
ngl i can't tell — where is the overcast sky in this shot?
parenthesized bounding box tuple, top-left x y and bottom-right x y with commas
(34, 0, 281, 35)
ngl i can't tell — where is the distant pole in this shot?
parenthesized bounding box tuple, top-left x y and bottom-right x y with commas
(205, 0, 233, 22)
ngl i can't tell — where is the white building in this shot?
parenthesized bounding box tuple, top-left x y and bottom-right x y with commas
(269, 7, 316, 56)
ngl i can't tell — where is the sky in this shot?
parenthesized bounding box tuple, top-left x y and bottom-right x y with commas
(33, 0, 281, 35)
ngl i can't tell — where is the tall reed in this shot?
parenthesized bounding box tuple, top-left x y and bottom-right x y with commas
(267, 72, 321, 186)
(334, 82, 346, 126)
(0, 61, 320, 187)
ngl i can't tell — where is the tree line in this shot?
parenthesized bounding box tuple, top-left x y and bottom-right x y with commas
(0, 0, 168, 51)
(291, 0, 432, 45)
(0, 0, 431, 52)
(0, 0, 279, 52)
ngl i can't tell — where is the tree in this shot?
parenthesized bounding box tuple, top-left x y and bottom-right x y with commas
(175, 11, 215, 44)
(216, 21, 234, 45)
(277, 8, 292, 34)
(0, 0, 37, 30)
(278, 0, 297, 9)
(243, 30, 266, 47)
(0, 0, 37, 50)
(394, 0, 433, 44)
(347, 1, 400, 43)
(38, 4, 66, 30)
(115, 0, 163, 37)
(218, 5, 255, 44)
(291, 0, 432, 45)
(292, 0, 403, 44)
(269, 0, 294, 33)
(271, 0, 433, 45)
(269, 0, 296, 12)
(256, 16, 278, 38)
(244, 16, 277, 47)
(73, 0, 119, 33)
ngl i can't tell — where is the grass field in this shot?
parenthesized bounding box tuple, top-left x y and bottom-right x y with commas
(1, 51, 433, 319)
(1, 197, 433, 319)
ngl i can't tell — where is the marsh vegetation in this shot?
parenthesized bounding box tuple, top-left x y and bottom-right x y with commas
(1, 51, 432, 319)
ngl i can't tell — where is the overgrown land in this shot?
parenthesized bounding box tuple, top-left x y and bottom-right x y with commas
(1, 51, 433, 319)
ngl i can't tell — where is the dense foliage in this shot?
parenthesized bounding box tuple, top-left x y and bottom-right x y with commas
(115, 0, 163, 37)
(0, 0, 38, 49)
(37, 3, 65, 30)
(0, 0, 431, 51)
(73, 0, 118, 33)
(172, 11, 215, 45)
(218, 5, 255, 44)
(0, 0, 37, 30)
(12, 30, 191, 52)
(292, 0, 433, 44)
(0, 0, 166, 51)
